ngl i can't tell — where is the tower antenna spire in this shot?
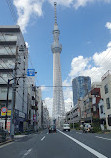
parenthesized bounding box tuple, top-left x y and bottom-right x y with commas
(54, 2, 57, 24)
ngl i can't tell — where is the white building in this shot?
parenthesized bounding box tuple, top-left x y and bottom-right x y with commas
(101, 70, 111, 130)
(98, 99, 106, 130)
(66, 104, 80, 126)
(0, 26, 28, 133)
(42, 106, 50, 129)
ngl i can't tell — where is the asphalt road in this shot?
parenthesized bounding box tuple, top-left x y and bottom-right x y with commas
(0, 129, 111, 158)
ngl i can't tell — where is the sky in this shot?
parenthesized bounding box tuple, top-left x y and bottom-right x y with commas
(0, 0, 111, 116)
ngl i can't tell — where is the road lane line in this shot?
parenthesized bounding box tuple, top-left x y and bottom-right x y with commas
(41, 136, 45, 141)
(24, 149, 32, 156)
(95, 136, 111, 141)
(57, 129, 107, 158)
(0, 142, 14, 148)
(76, 132, 82, 135)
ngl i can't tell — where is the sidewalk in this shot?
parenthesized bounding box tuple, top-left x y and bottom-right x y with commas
(0, 134, 28, 146)
(0, 136, 12, 146)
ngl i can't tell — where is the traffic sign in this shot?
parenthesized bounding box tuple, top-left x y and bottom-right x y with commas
(27, 69, 35, 76)
(1, 107, 7, 113)
(1, 110, 11, 116)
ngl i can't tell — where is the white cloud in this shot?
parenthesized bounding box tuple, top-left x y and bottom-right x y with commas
(41, 85, 48, 92)
(48, 0, 111, 9)
(48, 0, 73, 7)
(69, 56, 90, 78)
(13, 0, 111, 33)
(106, 22, 111, 31)
(13, 0, 43, 32)
(62, 41, 111, 112)
(67, 41, 111, 83)
(73, 0, 94, 9)
(25, 42, 30, 48)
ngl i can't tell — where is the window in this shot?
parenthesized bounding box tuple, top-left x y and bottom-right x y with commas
(2, 73, 7, 78)
(100, 105, 103, 114)
(93, 106, 96, 112)
(108, 115, 111, 126)
(1, 88, 7, 93)
(106, 98, 110, 109)
(104, 84, 108, 94)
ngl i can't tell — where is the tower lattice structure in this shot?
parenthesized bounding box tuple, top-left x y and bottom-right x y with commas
(51, 2, 65, 119)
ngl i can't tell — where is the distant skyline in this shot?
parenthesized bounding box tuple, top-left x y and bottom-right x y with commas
(0, 0, 111, 116)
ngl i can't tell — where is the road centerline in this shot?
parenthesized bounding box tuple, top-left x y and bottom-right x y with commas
(57, 129, 108, 158)
(41, 136, 45, 141)
(95, 136, 111, 141)
(24, 148, 32, 156)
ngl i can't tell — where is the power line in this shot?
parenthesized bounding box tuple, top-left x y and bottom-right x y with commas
(5, 0, 17, 23)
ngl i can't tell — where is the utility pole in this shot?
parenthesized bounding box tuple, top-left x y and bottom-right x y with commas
(5, 79, 10, 130)
(22, 45, 26, 113)
(10, 46, 18, 139)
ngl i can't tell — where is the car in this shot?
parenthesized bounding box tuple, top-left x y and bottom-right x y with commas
(63, 124, 70, 132)
(49, 125, 56, 133)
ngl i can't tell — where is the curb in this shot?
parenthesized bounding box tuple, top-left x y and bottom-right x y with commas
(0, 139, 13, 146)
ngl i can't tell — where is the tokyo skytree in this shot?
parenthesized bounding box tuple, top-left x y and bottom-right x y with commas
(51, 2, 65, 119)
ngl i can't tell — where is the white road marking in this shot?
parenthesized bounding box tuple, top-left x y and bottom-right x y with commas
(57, 129, 107, 158)
(24, 149, 32, 156)
(41, 136, 45, 141)
(0, 142, 14, 148)
(14, 135, 27, 138)
(95, 136, 111, 141)
(47, 133, 48, 134)
(76, 132, 82, 135)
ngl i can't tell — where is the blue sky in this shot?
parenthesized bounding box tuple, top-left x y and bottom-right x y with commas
(0, 0, 111, 115)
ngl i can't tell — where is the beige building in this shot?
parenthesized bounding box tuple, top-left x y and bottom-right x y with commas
(83, 93, 92, 123)
(101, 70, 111, 130)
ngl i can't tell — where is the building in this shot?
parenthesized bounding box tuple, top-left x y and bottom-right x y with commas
(72, 76, 91, 106)
(82, 92, 92, 123)
(66, 105, 81, 126)
(36, 87, 42, 129)
(0, 25, 28, 133)
(101, 70, 111, 130)
(27, 76, 38, 132)
(51, 3, 65, 120)
(42, 105, 50, 129)
(98, 99, 106, 130)
(91, 87, 101, 119)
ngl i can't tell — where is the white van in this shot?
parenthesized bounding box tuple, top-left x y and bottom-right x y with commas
(63, 124, 70, 131)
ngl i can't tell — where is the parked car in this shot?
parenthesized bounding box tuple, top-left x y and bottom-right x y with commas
(49, 125, 56, 133)
(63, 124, 70, 132)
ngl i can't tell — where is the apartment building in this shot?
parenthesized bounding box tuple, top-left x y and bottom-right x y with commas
(101, 70, 111, 130)
(0, 25, 28, 132)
